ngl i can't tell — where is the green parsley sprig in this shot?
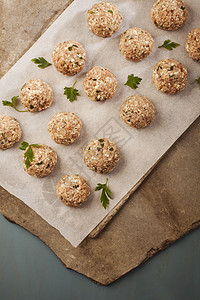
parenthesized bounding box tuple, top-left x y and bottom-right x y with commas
(31, 57, 52, 69)
(19, 141, 39, 169)
(2, 96, 27, 112)
(64, 80, 80, 102)
(124, 74, 142, 89)
(158, 39, 180, 51)
(21, 83, 26, 90)
(95, 179, 112, 209)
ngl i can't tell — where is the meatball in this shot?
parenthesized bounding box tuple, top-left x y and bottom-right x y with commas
(185, 27, 200, 61)
(120, 95, 156, 128)
(20, 79, 53, 112)
(22, 144, 57, 177)
(120, 28, 154, 62)
(48, 112, 82, 145)
(56, 175, 90, 207)
(52, 41, 86, 75)
(83, 138, 120, 174)
(83, 66, 118, 101)
(151, 0, 188, 31)
(152, 59, 187, 94)
(87, 2, 123, 37)
(0, 115, 22, 150)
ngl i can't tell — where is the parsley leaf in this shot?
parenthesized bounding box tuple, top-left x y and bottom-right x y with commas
(196, 77, 200, 89)
(31, 57, 52, 69)
(108, 10, 113, 15)
(95, 178, 112, 209)
(24, 146, 34, 169)
(19, 141, 39, 169)
(19, 141, 29, 150)
(101, 189, 109, 209)
(64, 80, 80, 102)
(2, 96, 27, 112)
(124, 74, 142, 89)
(158, 39, 180, 51)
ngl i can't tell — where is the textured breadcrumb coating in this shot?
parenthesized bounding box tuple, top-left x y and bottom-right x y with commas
(185, 27, 200, 61)
(120, 28, 154, 62)
(120, 95, 156, 128)
(0, 115, 22, 150)
(23, 145, 57, 177)
(56, 175, 90, 207)
(152, 59, 187, 94)
(87, 2, 123, 37)
(20, 79, 53, 112)
(151, 0, 188, 31)
(83, 66, 118, 101)
(52, 41, 86, 75)
(48, 112, 82, 145)
(83, 138, 120, 174)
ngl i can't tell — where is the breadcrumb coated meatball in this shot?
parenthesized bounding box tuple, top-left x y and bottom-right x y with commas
(23, 144, 57, 177)
(152, 59, 187, 94)
(0, 115, 22, 150)
(48, 112, 82, 145)
(52, 41, 86, 75)
(56, 175, 90, 207)
(20, 79, 53, 112)
(120, 95, 156, 128)
(83, 66, 118, 101)
(83, 138, 120, 174)
(151, 0, 188, 31)
(120, 28, 154, 62)
(87, 2, 123, 37)
(185, 27, 200, 61)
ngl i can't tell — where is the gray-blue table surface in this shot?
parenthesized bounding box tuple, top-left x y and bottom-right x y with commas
(0, 213, 199, 300)
(0, 0, 200, 298)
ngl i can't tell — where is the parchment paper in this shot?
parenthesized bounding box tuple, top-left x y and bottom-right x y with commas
(0, 0, 199, 247)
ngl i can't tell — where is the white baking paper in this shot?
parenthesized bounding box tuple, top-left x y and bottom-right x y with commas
(0, 0, 199, 247)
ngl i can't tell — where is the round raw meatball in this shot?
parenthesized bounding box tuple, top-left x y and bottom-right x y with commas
(20, 79, 53, 112)
(83, 66, 118, 101)
(56, 175, 90, 207)
(83, 138, 120, 174)
(152, 59, 187, 94)
(0, 115, 22, 150)
(48, 112, 82, 145)
(22, 144, 57, 177)
(151, 0, 188, 31)
(185, 27, 200, 61)
(120, 95, 156, 129)
(120, 28, 154, 62)
(52, 41, 86, 75)
(87, 2, 123, 37)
